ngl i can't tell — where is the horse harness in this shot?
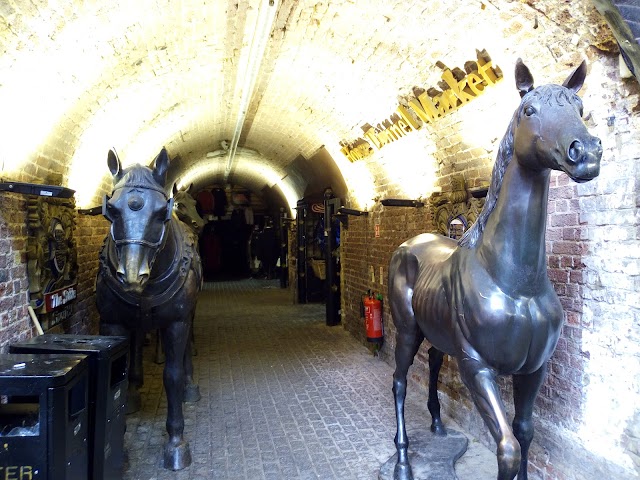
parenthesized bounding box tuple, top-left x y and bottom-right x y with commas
(98, 219, 201, 330)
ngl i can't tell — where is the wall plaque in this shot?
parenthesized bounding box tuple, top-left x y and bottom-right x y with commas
(26, 195, 78, 331)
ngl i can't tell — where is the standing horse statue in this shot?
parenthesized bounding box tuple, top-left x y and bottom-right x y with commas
(173, 183, 206, 236)
(96, 147, 202, 470)
(388, 59, 602, 480)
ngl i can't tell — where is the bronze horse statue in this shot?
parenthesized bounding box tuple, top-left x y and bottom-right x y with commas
(388, 59, 602, 480)
(96, 147, 202, 470)
(173, 183, 205, 236)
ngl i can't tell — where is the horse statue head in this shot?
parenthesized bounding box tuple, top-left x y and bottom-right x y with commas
(460, 59, 603, 249)
(102, 147, 173, 294)
(172, 183, 205, 235)
(513, 58, 601, 182)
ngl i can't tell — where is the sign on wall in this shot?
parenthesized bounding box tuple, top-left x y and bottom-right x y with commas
(26, 195, 78, 331)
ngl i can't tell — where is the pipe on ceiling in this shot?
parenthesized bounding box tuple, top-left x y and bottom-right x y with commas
(223, 0, 279, 182)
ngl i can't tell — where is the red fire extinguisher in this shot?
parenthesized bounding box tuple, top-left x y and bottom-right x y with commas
(363, 291, 384, 344)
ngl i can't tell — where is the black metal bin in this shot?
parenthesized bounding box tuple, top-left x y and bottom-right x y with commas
(0, 353, 89, 480)
(10, 335, 128, 480)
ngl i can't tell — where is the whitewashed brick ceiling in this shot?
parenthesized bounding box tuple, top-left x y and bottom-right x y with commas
(0, 0, 612, 210)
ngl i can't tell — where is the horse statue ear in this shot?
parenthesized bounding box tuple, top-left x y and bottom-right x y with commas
(562, 60, 587, 94)
(152, 147, 171, 186)
(172, 183, 178, 196)
(515, 58, 535, 98)
(107, 148, 122, 180)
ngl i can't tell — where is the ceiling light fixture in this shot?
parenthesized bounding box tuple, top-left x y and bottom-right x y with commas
(223, 0, 279, 182)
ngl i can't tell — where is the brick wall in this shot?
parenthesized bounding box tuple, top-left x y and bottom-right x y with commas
(0, 200, 108, 351)
(55, 213, 109, 335)
(0, 194, 35, 352)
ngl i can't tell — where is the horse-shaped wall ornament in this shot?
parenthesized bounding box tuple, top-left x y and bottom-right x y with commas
(96, 147, 202, 470)
(388, 59, 602, 480)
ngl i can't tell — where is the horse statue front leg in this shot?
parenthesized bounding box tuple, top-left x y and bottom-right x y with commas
(183, 316, 201, 403)
(100, 323, 143, 413)
(512, 364, 547, 480)
(457, 351, 521, 480)
(392, 326, 424, 480)
(128, 329, 145, 413)
(161, 321, 192, 470)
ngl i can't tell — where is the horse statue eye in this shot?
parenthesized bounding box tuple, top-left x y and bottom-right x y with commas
(106, 203, 119, 219)
(524, 105, 536, 117)
(128, 195, 145, 211)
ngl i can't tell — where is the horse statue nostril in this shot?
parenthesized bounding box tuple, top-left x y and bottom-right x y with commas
(594, 137, 603, 156)
(568, 140, 584, 163)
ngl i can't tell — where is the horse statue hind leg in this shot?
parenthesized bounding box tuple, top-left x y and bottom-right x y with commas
(96, 147, 203, 470)
(388, 236, 454, 480)
(388, 58, 602, 480)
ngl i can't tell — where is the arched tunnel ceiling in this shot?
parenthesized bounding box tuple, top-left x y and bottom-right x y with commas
(0, 0, 610, 213)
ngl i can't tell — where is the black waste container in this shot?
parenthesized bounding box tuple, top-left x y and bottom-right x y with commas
(0, 353, 89, 480)
(10, 335, 128, 480)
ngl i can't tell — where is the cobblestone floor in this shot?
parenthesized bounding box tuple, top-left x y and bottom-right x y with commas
(122, 279, 497, 480)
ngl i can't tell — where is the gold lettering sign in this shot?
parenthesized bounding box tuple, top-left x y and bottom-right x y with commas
(340, 50, 503, 162)
(0, 466, 34, 480)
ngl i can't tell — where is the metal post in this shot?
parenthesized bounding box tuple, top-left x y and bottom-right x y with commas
(323, 188, 340, 326)
(296, 201, 307, 303)
(279, 208, 288, 288)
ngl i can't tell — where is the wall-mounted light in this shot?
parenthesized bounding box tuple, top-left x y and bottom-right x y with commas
(77, 206, 103, 215)
(338, 207, 369, 216)
(380, 198, 424, 207)
(0, 181, 75, 198)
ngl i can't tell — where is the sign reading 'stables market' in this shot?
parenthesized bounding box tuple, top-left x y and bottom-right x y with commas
(340, 50, 503, 162)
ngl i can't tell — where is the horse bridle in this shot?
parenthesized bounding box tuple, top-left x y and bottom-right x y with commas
(103, 184, 174, 248)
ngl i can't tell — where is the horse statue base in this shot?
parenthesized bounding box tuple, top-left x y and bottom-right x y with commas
(379, 429, 468, 480)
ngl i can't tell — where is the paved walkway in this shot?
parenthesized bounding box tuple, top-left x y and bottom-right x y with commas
(122, 279, 497, 480)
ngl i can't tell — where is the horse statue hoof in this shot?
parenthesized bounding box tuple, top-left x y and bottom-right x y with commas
(163, 440, 192, 470)
(393, 462, 413, 480)
(184, 383, 201, 403)
(430, 421, 447, 436)
(126, 389, 142, 414)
